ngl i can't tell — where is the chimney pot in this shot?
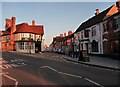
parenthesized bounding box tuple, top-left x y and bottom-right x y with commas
(95, 9, 100, 15)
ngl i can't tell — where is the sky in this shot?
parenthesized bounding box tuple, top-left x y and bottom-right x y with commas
(0, 1, 116, 46)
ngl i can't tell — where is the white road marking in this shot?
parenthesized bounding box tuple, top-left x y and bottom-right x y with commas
(41, 66, 57, 72)
(0, 72, 19, 86)
(0, 58, 27, 69)
(0, 72, 9, 75)
(41, 65, 103, 87)
(84, 78, 104, 87)
(0, 65, 8, 69)
(58, 72, 82, 79)
(4, 74, 18, 86)
(41, 66, 82, 78)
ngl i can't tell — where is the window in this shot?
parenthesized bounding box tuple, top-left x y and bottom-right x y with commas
(81, 44, 83, 50)
(118, 17, 120, 30)
(114, 19, 118, 30)
(91, 40, 98, 52)
(19, 42, 24, 50)
(81, 32, 83, 39)
(91, 26, 96, 36)
(103, 22, 107, 32)
(84, 30, 89, 37)
(114, 17, 120, 30)
(25, 42, 29, 49)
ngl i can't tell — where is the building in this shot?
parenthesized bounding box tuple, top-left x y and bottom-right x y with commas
(102, 12, 120, 55)
(51, 31, 74, 54)
(74, 4, 119, 55)
(1, 17, 44, 53)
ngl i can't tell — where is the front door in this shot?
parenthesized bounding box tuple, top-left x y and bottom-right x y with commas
(35, 41, 41, 53)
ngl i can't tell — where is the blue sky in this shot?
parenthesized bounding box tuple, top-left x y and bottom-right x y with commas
(1, 1, 116, 46)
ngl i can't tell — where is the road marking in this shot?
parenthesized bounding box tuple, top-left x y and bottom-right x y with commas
(41, 65, 103, 87)
(41, 66, 57, 72)
(0, 65, 9, 69)
(84, 78, 104, 87)
(4, 74, 18, 87)
(0, 72, 9, 76)
(41, 66, 82, 78)
(0, 72, 18, 86)
(58, 72, 82, 79)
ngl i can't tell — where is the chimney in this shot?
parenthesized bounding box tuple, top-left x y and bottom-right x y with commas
(10, 17, 16, 47)
(95, 9, 100, 15)
(11, 17, 16, 25)
(5, 19, 12, 30)
(60, 34, 63, 37)
(64, 33, 66, 37)
(32, 20, 35, 26)
(116, 0, 120, 11)
(68, 31, 73, 35)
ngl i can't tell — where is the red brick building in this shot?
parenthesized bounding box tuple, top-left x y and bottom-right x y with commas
(103, 11, 120, 55)
(1, 17, 44, 53)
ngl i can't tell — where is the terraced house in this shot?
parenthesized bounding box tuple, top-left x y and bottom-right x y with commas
(1, 17, 44, 53)
(51, 1, 120, 57)
(74, 2, 120, 56)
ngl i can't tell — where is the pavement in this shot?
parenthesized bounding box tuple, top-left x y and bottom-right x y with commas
(63, 55, 120, 71)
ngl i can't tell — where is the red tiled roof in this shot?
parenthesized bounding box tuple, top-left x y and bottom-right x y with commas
(75, 5, 117, 33)
(14, 23, 44, 35)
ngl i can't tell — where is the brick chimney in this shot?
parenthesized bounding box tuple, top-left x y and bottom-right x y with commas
(64, 33, 66, 37)
(95, 9, 100, 15)
(11, 17, 16, 32)
(68, 31, 73, 35)
(10, 17, 16, 48)
(116, 0, 120, 11)
(60, 34, 63, 37)
(32, 20, 35, 26)
(5, 19, 12, 30)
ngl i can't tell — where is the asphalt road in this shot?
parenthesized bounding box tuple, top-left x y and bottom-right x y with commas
(1, 52, 120, 86)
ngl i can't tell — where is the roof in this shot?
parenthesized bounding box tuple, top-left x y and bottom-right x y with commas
(75, 5, 118, 33)
(54, 33, 74, 42)
(104, 11, 120, 21)
(2, 30, 10, 36)
(14, 23, 44, 35)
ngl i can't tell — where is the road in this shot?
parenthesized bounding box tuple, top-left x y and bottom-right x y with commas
(1, 52, 120, 86)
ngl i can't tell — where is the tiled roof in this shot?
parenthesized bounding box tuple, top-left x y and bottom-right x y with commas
(75, 5, 117, 33)
(54, 33, 74, 42)
(14, 23, 44, 35)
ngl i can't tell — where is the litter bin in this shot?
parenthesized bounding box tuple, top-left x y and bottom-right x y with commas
(82, 50, 89, 62)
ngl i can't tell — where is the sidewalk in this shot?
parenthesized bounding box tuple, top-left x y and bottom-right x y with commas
(63, 55, 120, 71)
